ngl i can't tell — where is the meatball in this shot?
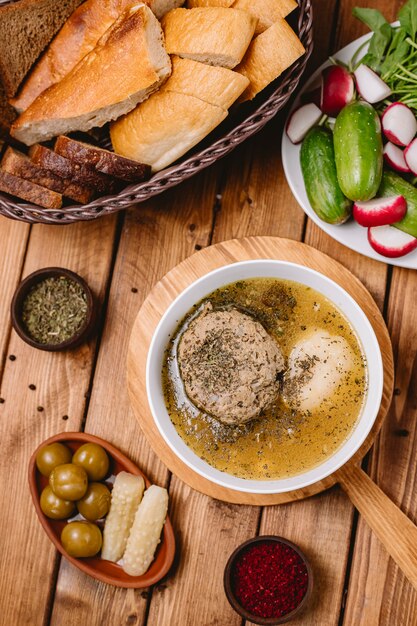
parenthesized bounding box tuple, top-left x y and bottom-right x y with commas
(178, 305, 285, 425)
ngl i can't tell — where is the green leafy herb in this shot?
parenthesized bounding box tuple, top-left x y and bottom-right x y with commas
(352, 0, 417, 112)
(352, 7, 388, 32)
(399, 0, 417, 38)
(22, 276, 88, 345)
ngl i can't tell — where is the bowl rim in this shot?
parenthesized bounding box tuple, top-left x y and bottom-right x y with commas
(11, 267, 96, 351)
(146, 259, 384, 494)
(223, 535, 313, 625)
(28, 431, 176, 588)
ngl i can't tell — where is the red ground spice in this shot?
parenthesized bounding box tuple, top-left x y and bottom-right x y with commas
(232, 540, 309, 619)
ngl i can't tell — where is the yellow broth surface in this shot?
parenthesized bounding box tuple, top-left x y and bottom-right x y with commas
(162, 278, 367, 480)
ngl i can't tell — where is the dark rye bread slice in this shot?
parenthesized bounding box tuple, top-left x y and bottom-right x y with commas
(0, 169, 62, 209)
(29, 144, 119, 195)
(55, 136, 152, 183)
(1, 147, 94, 204)
(0, 0, 84, 98)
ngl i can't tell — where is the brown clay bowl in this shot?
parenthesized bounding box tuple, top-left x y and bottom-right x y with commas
(11, 267, 96, 351)
(28, 432, 175, 588)
(224, 535, 313, 624)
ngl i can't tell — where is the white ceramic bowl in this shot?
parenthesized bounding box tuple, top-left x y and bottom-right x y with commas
(146, 260, 383, 494)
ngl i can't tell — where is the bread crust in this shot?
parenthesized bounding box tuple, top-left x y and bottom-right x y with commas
(11, 0, 140, 112)
(54, 136, 151, 182)
(11, 5, 171, 146)
(1, 146, 94, 203)
(237, 19, 305, 101)
(162, 7, 257, 68)
(233, 0, 298, 33)
(163, 57, 249, 109)
(0, 168, 62, 208)
(29, 145, 118, 194)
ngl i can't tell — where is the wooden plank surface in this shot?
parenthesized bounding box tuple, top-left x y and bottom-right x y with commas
(1, 0, 417, 624)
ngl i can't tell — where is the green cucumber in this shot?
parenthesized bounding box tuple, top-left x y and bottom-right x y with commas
(379, 171, 417, 238)
(333, 101, 383, 201)
(300, 126, 352, 225)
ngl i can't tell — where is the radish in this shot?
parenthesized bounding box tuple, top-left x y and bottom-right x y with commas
(368, 225, 417, 258)
(353, 64, 392, 104)
(382, 102, 417, 146)
(353, 195, 407, 227)
(286, 103, 322, 144)
(321, 65, 355, 116)
(383, 142, 411, 173)
(404, 138, 417, 175)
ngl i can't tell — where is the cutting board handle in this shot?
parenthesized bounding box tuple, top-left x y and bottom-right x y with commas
(337, 464, 417, 591)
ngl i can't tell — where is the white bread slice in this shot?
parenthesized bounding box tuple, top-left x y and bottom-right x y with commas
(233, 0, 298, 33)
(110, 90, 227, 171)
(237, 19, 305, 101)
(11, 0, 184, 112)
(166, 57, 249, 109)
(162, 7, 257, 69)
(11, 5, 171, 146)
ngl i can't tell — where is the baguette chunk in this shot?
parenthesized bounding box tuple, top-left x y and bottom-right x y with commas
(163, 57, 249, 110)
(162, 7, 257, 69)
(11, 5, 172, 146)
(123, 485, 169, 576)
(237, 19, 305, 101)
(111, 90, 227, 172)
(233, 0, 298, 33)
(101, 472, 145, 563)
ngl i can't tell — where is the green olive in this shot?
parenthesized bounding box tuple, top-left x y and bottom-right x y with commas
(36, 443, 72, 477)
(72, 443, 109, 481)
(61, 521, 102, 558)
(77, 482, 111, 521)
(49, 463, 88, 501)
(40, 486, 76, 520)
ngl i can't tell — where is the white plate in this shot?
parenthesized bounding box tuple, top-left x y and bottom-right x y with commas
(281, 30, 417, 270)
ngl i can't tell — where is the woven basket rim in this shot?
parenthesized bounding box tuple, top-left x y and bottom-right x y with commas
(0, 0, 313, 223)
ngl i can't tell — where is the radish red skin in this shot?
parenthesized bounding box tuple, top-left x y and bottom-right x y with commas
(368, 225, 417, 258)
(382, 102, 417, 147)
(353, 196, 407, 227)
(321, 65, 354, 117)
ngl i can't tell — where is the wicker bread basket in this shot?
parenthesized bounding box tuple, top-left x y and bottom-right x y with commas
(0, 0, 313, 224)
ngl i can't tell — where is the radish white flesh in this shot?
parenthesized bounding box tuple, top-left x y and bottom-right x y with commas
(353, 64, 392, 104)
(353, 195, 407, 227)
(383, 142, 411, 173)
(321, 65, 355, 116)
(368, 225, 417, 258)
(404, 138, 417, 175)
(286, 103, 322, 144)
(382, 102, 417, 146)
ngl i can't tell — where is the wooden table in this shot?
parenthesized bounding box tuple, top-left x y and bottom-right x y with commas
(0, 0, 416, 624)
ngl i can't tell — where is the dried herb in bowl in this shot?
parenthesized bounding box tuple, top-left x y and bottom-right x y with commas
(21, 276, 88, 345)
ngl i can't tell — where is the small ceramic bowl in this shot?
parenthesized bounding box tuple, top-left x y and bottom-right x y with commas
(11, 267, 96, 351)
(28, 432, 176, 588)
(224, 536, 313, 625)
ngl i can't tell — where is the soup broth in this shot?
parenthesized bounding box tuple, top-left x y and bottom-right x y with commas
(162, 278, 367, 480)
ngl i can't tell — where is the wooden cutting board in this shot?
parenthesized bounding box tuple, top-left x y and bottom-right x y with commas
(127, 236, 394, 505)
